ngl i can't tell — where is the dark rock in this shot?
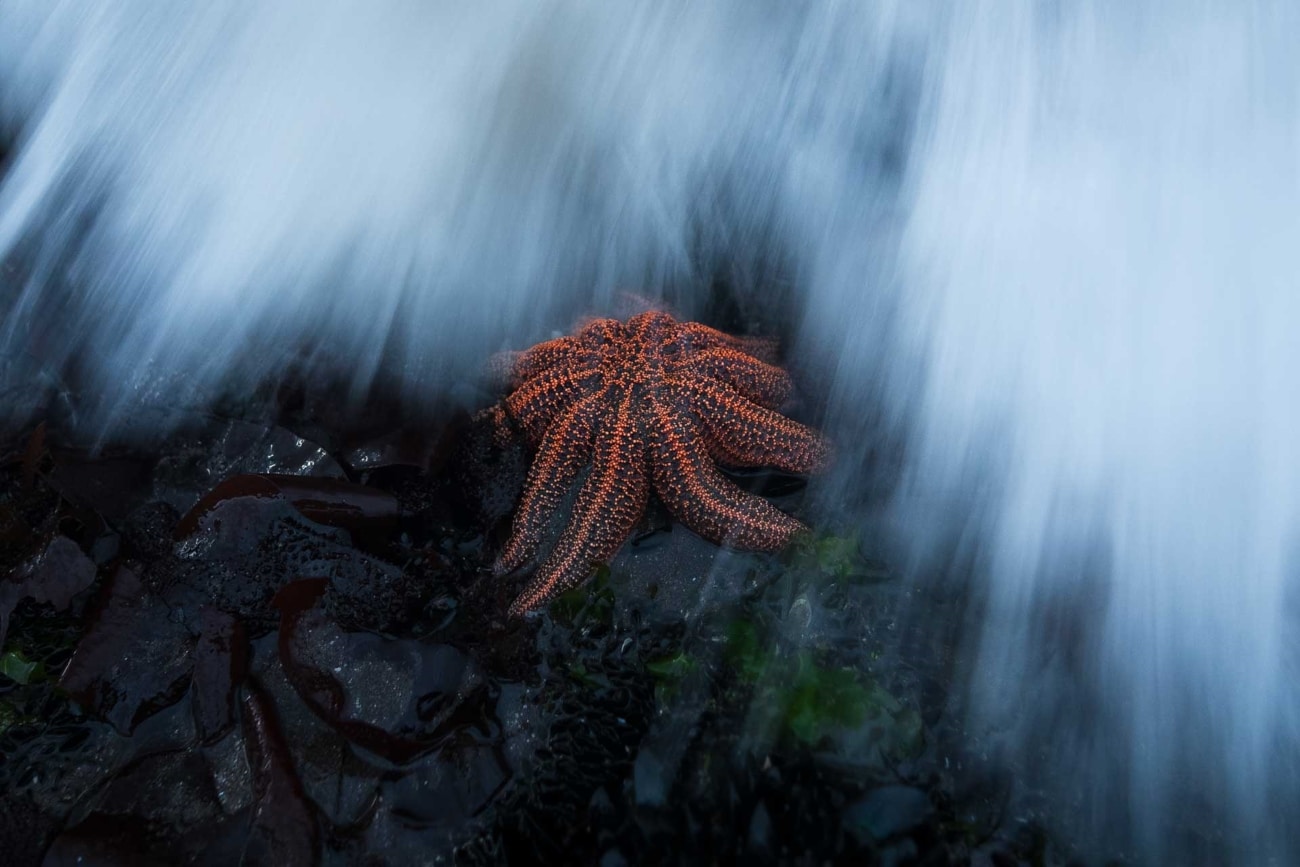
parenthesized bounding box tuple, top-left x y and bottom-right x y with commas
(0, 790, 58, 867)
(150, 418, 344, 516)
(843, 785, 934, 844)
(273, 578, 491, 765)
(47, 450, 153, 524)
(451, 411, 528, 528)
(0, 535, 96, 648)
(120, 501, 181, 561)
(190, 606, 248, 745)
(59, 566, 195, 735)
(747, 801, 773, 855)
(43, 749, 244, 867)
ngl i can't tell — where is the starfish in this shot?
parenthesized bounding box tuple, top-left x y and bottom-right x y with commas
(483, 310, 831, 617)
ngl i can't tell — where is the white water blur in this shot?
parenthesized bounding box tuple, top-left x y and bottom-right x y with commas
(892, 5, 1300, 861)
(0, 1, 914, 421)
(2, 3, 1297, 862)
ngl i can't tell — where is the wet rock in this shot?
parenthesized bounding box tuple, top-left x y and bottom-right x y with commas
(843, 785, 934, 844)
(151, 418, 344, 516)
(0, 790, 58, 867)
(190, 607, 248, 745)
(0, 380, 1045, 866)
(880, 837, 921, 867)
(598, 848, 632, 867)
(632, 746, 673, 809)
(0, 355, 73, 441)
(451, 411, 527, 528)
(273, 578, 491, 765)
(472, 637, 654, 866)
(120, 501, 181, 561)
(43, 813, 157, 867)
(342, 424, 449, 473)
(43, 748, 246, 867)
(47, 449, 153, 524)
(164, 495, 413, 634)
(383, 743, 511, 835)
(201, 727, 255, 817)
(613, 524, 761, 626)
(0, 535, 96, 648)
(59, 566, 195, 735)
(746, 801, 773, 855)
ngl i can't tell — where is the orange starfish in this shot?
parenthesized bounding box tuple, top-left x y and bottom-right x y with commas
(484, 310, 831, 617)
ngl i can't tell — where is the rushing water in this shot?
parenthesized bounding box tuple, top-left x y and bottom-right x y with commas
(2, 3, 1297, 863)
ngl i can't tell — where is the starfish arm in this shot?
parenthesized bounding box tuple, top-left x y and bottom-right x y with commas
(577, 317, 626, 348)
(508, 393, 649, 617)
(669, 347, 791, 409)
(649, 399, 808, 551)
(501, 366, 601, 446)
(675, 322, 780, 364)
(508, 336, 594, 384)
(672, 374, 831, 473)
(491, 328, 608, 389)
(495, 391, 603, 575)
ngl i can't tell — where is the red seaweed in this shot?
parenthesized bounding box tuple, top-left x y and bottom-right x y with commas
(242, 681, 322, 867)
(175, 474, 398, 541)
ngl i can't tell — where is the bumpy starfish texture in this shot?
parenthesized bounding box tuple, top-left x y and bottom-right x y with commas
(485, 311, 830, 617)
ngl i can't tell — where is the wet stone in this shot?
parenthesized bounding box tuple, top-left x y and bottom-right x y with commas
(0, 356, 73, 441)
(451, 411, 528, 527)
(59, 566, 196, 735)
(202, 729, 255, 816)
(120, 501, 181, 561)
(46, 450, 154, 525)
(843, 785, 935, 844)
(273, 577, 491, 765)
(245, 638, 361, 828)
(0, 534, 97, 648)
(385, 746, 511, 833)
(0, 790, 59, 867)
(190, 606, 248, 745)
(159, 495, 414, 634)
(746, 801, 773, 854)
(43, 749, 244, 867)
(151, 418, 344, 516)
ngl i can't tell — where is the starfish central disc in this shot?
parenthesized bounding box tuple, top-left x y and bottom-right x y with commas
(483, 310, 831, 617)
